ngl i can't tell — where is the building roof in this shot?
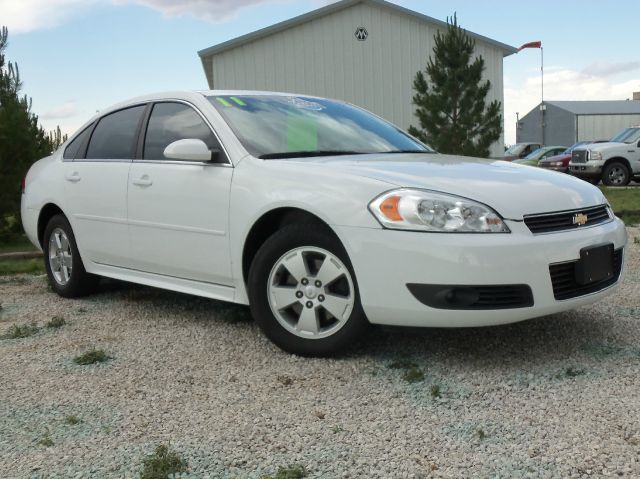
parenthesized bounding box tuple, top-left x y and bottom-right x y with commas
(197, 0, 518, 88)
(547, 100, 640, 115)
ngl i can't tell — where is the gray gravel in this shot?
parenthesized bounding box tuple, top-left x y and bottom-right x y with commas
(1, 228, 639, 478)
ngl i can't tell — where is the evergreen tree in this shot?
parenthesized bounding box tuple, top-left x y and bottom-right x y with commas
(408, 14, 502, 158)
(0, 26, 61, 239)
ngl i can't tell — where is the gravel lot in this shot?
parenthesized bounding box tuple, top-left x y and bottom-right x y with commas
(1, 228, 639, 478)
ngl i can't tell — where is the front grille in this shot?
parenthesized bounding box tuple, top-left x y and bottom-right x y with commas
(524, 205, 611, 234)
(406, 284, 534, 310)
(572, 150, 588, 163)
(549, 248, 623, 300)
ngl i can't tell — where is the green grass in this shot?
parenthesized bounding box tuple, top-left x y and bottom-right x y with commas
(46, 316, 66, 329)
(140, 445, 188, 479)
(38, 432, 54, 447)
(403, 367, 425, 384)
(73, 349, 111, 365)
(0, 234, 37, 254)
(600, 187, 640, 225)
(0, 322, 40, 340)
(262, 464, 307, 479)
(0, 257, 44, 275)
(64, 415, 81, 425)
(430, 384, 442, 398)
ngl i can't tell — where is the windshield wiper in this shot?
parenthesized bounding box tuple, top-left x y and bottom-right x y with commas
(258, 150, 365, 159)
(377, 150, 433, 154)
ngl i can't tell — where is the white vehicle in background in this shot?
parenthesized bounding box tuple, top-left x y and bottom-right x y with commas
(569, 127, 640, 185)
(22, 91, 627, 356)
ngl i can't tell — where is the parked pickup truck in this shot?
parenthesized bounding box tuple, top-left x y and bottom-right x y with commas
(569, 127, 640, 185)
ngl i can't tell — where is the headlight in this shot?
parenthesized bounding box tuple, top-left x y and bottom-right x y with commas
(369, 189, 510, 233)
(550, 161, 563, 166)
(589, 151, 602, 161)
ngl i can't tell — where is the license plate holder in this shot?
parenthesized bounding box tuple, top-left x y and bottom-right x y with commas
(575, 243, 614, 286)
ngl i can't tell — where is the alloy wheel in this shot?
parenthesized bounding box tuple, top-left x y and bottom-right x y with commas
(48, 227, 73, 285)
(267, 246, 355, 340)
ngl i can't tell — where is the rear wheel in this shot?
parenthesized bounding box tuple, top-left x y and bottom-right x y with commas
(43, 214, 99, 297)
(602, 162, 630, 186)
(248, 224, 368, 356)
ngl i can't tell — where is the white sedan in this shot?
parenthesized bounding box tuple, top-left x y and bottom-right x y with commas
(22, 91, 627, 356)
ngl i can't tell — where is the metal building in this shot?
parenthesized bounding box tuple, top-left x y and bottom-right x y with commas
(517, 100, 640, 147)
(198, 0, 516, 157)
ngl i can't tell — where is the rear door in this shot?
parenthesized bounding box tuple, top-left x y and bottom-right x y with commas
(63, 105, 146, 267)
(127, 101, 233, 285)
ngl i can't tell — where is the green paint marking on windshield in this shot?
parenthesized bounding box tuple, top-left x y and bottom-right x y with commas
(287, 112, 318, 152)
(230, 96, 246, 106)
(216, 97, 232, 107)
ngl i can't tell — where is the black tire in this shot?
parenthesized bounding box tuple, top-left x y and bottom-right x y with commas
(248, 223, 368, 356)
(602, 162, 630, 186)
(43, 214, 99, 298)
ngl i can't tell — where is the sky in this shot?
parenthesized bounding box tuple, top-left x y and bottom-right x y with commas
(2, 0, 639, 145)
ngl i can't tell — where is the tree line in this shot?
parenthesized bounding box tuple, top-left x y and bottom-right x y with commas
(0, 26, 67, 241)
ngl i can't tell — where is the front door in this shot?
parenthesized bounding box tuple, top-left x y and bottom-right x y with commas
(127, 101, 233, 285)
(63, 105, 146, 267)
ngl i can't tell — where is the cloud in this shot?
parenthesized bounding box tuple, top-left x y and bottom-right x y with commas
(41, 101, 78, 120)
(0, 0, 285, 33)
(581, 61, 640, 77)
(122, 0, 276, 22)
(0, 0, 99, 33)
(504, 68, 640, 144)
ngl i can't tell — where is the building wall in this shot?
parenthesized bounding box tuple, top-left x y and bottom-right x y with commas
(208, 2, 507, 157)
(576, 114, 640, 141)
(517, 103, 575, 147)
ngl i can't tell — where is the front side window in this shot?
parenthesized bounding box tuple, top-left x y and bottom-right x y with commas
(86, 105, 145, 160)
(143, 102, 218, 160)
(209, 95, 431, 159)
(63, 123, 93, 160)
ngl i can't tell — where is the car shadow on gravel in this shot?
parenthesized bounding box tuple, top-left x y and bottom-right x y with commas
(356, 311, 623, 370)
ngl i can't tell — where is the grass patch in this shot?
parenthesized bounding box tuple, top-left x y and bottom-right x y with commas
(64, 415, 81, 425)
(1, 322, 39, 340)
(0, 235, 37, 254)
(140, 445, 188, 479)
(600, 187, 640, 225)
(476, 428, 486, 440)
(388, 358, 418, 370)
(564, 367, 585, 378)
(73, 349, 111, 365)
(262, 464, 307, 479)
(46, 316, 66, 329)
(0, 257, 44, 275)
(430, 384, 441, 398)
(38, 432, 54, 447)
(403, 367, 425, 384)
(331, 425, 345, 434)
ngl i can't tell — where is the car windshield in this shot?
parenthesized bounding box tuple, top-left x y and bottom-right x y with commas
(504, 144, 524, 155)
(565, 141, 588, 154)
(524, 148, 545, 160)
(610, 128, 640, 144)
(208, 95, 433, 158)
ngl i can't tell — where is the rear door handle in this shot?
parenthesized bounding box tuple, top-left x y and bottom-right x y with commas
(65, 172, 81, 183)
(132, 175, 153, 187)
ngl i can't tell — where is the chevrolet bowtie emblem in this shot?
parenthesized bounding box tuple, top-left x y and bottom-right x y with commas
(573, 213, 588, 226)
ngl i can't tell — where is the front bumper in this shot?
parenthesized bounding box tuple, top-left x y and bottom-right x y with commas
(336, 218, 627, 327)
(539, 164, 568, 173)
(570, 163, 603, 177)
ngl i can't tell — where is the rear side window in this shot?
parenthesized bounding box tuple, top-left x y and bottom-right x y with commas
(86, 105, 145, 160)
(143, 102, 218, 160)
(63, 124, 93, 160)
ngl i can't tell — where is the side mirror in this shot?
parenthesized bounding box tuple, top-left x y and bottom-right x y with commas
(163, 139, 223, 163)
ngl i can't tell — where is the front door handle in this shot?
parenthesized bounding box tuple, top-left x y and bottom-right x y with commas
(65, 172, 81, 183)
(132, 175, 153, 187)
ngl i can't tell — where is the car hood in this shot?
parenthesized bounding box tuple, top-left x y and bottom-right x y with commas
(305, 153, 607, 220)
(539, 153, 570, 163)
(583, 141, 625, 152)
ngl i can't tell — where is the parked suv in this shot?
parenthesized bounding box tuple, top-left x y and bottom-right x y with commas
(569, 127, 640, 185)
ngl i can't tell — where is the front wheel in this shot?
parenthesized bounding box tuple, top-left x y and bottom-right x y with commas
(248, 224, 368, 356)
(602, 162, 630, 186)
